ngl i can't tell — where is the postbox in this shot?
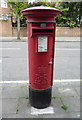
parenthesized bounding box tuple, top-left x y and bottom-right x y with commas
(22, 6, 61, 109)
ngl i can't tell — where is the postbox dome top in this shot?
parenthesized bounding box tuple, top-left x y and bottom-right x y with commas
(22, 6, 61, 22)
(22, 6, 61, 13)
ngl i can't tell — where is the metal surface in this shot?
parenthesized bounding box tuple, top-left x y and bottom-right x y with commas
(28, 23, 56, 90)
(22, 6, 61, 90)
(22, 6, 61, 23)
(29, 87, 52, 109)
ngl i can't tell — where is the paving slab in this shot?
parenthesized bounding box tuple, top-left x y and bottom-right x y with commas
(16, 98, 30, 114)
(1, 81, 80, 118)
(61, 96, 80, 112)
(0, 87, 2, 99)
(0, 99, 2, 118)
(2, 112, 80, 118)
(12, 97, 80, 118)
(80, 96, 82, 112)
(56, 86, 78, 97)
(80, 84, 82, 97)
(2, 85, 29, 99)
(2, 113, 17, 118)
(51, 98, 67, 113)
(53, 81, 80, 87)
(52, 86, 60, 97)
(0, 114, 2, 120)
(74, 87, 80, 96)
(2, 99, 18, 114)
(39, 112, 80, 118)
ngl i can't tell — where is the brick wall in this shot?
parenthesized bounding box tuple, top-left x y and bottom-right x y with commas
(12, 27, 80, 37)
(56, 27, 80, 37)
(12, 27, 27, 37)
(0, 6, 80, 37)
(0, 17, 12, 37)
(0, 24, 80, 37)
(0, 7, 12, 37)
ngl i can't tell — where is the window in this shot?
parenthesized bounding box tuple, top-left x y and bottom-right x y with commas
(1, 0, 7, 8)
(0, 14, 8, 20)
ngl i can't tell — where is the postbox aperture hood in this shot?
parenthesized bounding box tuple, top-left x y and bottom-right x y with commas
(22, 6, 61, 22)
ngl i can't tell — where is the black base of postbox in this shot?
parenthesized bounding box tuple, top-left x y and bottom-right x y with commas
(29, 87, 52, 109)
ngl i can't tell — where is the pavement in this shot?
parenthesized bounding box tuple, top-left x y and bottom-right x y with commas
(0, 36, 81, 119)
(0, 37, 80, 42)
(0, 80, 80, 119)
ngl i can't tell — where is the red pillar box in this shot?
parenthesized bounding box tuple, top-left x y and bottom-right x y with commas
(22, 6, 61, 109)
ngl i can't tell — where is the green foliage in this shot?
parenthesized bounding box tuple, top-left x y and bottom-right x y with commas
(8, 2, 28, 27)
(55, 2, 82, 27)
(0, 19, 8, 21)
(27, 1, 50, 7)
(9, 2, 28, 19)
(61, 104, 68, 111)
(28, 1, 81, 27)
(8, 1, 82, 27)
(53, 96, 68, 111)
(59, 97, 68, 111)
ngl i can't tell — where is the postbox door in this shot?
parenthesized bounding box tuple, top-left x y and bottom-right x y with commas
(28, 23, 56, 90)
(29, 35, 55, 90)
